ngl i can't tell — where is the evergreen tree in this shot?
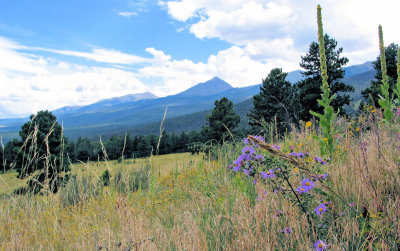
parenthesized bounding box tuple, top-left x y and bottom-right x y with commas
(132, 136, 140, 157)
(106, 135, 123, 160)
(362, 43, 399, 105)
(203, 97, 240, 143)
(123, 134, 134, 159)
(16, 110, 68, 192)
(137, 137, 151, 158)
(297, 34, 354, 121)
(64, 138, 75, 164)
(75, 137, 93, 162)
(248, 68, 297, 134)
(158, 131, 171, 155)
(176, 131, 189, 152)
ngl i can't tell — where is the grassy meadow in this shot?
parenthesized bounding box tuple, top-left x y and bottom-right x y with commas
(1, 108, 400, 250)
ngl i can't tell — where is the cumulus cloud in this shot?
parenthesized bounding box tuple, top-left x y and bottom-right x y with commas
(162, 0, 400, 65)
(0, 37, 150, 118)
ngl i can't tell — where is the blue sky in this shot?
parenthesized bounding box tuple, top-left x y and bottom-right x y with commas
(0, 0, 399, 118)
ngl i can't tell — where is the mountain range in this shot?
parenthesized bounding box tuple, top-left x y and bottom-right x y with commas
(0, 61, 376, 142)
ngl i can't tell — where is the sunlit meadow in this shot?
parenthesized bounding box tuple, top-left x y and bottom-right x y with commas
(1, 106, 399, 250)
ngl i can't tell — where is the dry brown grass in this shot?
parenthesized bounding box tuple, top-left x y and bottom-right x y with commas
(1, 110, 400, 250)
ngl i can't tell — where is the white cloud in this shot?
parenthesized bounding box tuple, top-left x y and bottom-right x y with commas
(163, 0, 400, 65)
(36, 47, 148, 65)
(0, 37, 150, 118)
(190, 1, 294, 44)
(118, 11, 138, 17)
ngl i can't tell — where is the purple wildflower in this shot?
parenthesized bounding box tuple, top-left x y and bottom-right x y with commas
(317, 173, 328, 180)
(253, 179, 257, 184)
(253, 135, 264, 142)
(242, 145, 255, 155)
(282, 227, 292, 234)
(243, 169, 250, 176)
(288, 152, 307, 158)
(227, 164, 232, 169)
(296, 186, 308, 194)
(255, 154, 264, 162)
(314, 240, 327, 250)
(302, 178, 315, 191)
(314, 156, 327, 165)
(242, 138, 251, 144)
(232, 165, 241, 172)
(314, 203, 328, 216)
(260, 169, 276, 179)
(272, 144, 281, 150)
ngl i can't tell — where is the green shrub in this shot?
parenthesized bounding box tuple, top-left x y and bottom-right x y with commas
(100, 170, 111, 186)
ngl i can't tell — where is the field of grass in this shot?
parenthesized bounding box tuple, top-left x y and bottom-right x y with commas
(1, 109, 400, 250)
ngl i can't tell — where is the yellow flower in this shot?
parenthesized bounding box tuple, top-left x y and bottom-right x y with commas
(356, 127, 360, 132)
(324, 138, 328, 142)
(298, 143, 302, 148)
(305, 121, 312, 128)
(371, 109, 376, 113)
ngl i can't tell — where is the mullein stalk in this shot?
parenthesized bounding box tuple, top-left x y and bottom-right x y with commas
(310, 5, 336, 156)
(393, 46, 400, 106)
(377, 25, 394, 120)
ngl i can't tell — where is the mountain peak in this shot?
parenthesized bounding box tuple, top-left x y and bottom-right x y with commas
(178, 77, 233, 97)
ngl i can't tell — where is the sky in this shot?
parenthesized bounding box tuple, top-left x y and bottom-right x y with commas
(0, 0, 399, 119)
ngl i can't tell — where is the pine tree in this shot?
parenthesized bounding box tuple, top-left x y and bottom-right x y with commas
(248, 68, 297, 134)
(16, 110, 68, 192)
(203, 97, 240, 143)
(362, 43, 399, 105)
(297, 34, 354, 121)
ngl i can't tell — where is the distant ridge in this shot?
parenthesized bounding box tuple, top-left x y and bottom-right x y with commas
(53, 92, 158, 116)
(178, 77, 233, 97)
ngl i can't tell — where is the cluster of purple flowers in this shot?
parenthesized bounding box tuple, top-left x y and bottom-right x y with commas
(271, 144, 280, 150)
(288, 151, 309, 159)
(242, 135, 265, 147)
(296, 178, 315, 194)
(314, 156, 327, 165)
(230, 145, 265, 176)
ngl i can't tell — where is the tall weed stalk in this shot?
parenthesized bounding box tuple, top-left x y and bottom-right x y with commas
(377, 25, 394, 121)
(309, 5, 337, 156)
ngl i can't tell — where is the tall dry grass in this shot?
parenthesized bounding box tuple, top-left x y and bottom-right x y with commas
(1, 108, 400, 250)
